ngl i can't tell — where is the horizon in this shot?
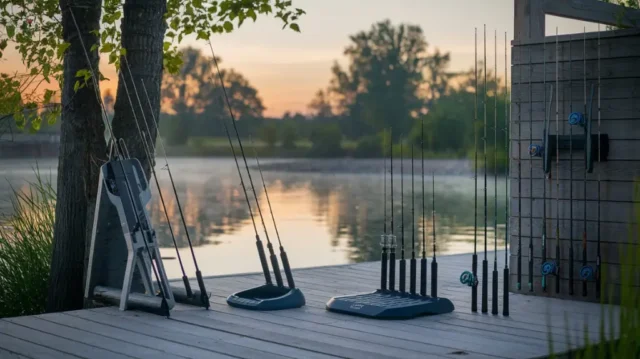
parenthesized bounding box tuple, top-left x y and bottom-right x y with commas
(1, 0, 600, 118)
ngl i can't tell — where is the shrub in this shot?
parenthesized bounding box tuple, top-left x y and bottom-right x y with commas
(0, 171, 55, 318)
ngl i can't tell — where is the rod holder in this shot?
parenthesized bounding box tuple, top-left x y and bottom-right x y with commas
(542, 134, 609, 174)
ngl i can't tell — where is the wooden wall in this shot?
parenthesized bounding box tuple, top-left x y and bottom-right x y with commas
(509, 28, 640, 303)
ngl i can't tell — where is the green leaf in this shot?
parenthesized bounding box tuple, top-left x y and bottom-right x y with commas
(31, 116, 42, 132)
(47, 110, 58, 126)
(163, 41, 171, 51)
(120, 47, 127, 56)
(6, 24, 15, 38)
(197, 30, 208, 40)
(30, 67, 38, 75)
(223, 21, 233, 32)
(73, 80, 80, 92)
(75, 69, 89, 78)
(289, 23, 300, 32)
(43, 89, 54, 104)
(57, 42, 70, 58)
(108, 52, 118, 64)
(0, 39, 7, 50)
(100, 43, 114, 53)
(90, 44, 98, 52)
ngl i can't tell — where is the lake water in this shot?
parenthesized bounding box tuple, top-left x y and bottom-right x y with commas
(0, 157, 508, 279)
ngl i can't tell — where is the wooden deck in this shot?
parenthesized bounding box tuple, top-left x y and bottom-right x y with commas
(0, 251, 619, 359)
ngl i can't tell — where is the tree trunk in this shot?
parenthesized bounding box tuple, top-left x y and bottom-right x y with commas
(47, 0, 106, 313)
(112, 0, 167, 179)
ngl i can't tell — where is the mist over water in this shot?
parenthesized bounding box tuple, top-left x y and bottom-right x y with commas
(1, 157, 508, 279)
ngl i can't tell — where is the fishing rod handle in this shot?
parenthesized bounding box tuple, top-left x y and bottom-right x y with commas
(280, 249, 296, 289)
(492, 270, 498, 315)
(268, 243, 284, 287)
(182, 276, 193, 298)
(399, 260, 406, 293)
(410, 258, 417, 295)
(256, 237, 273, 285)
(196, 270, 210, 309)
(472, 254, 478, 312)
(482, 260, 488, 313)
(431, 260, 438, 298)
(420, 258, 427, 296)
(380, 235, 388, 291)
(389, 250, 396, 292)
(503, 267, 509, 316)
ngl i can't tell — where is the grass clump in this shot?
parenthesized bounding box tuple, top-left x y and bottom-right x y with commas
(0, 172, 55, 318)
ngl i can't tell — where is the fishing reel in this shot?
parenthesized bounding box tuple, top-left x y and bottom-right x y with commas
(459, 271, 477, 287)
(541, 261, 559, 276)
(580, 265, 594, 281)
(568, 112, 586, 127)
(528, 144, 544, 157)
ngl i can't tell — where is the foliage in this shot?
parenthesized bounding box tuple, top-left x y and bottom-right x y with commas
(0, 0, 304, 130)
(0, 171, 55, 319)
(353, 133, 384, 158)
(317, 19, 453, 139)
(260, 122, 278, 148)
(280, 121, 298, 149)
(308, 123, 344, 157)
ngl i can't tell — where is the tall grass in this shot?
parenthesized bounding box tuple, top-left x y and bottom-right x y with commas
(0, 171, 55, 318)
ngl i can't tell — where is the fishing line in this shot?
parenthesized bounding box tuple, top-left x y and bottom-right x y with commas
(420, 115, 427, 297)
(482, 24, 489, 313)
(119, 61, 193, 300)
(68, 7, 170, 316)
(250, 138, 296, 288)
(400, 139, 406, 293)
(208, 42, 285, 288)
(503, 31, 510, 317)
(492, 29, 499, 316)
(410, 144, 417, 295)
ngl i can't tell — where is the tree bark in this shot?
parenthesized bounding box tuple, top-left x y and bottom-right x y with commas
(112, 0, 167, 179)
(47, 0, 107, 313)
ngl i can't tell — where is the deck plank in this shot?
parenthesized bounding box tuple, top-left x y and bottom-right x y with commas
(0, 252, 622, 359)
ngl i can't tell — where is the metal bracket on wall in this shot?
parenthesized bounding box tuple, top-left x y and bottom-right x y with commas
(542, 133, 609, 174)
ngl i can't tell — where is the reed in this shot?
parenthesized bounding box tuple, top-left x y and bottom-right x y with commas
(0, 170, 55, 318)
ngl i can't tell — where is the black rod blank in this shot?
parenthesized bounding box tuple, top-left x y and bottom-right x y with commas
(482, 24, 489, 313)
(410, 145, 417, 295)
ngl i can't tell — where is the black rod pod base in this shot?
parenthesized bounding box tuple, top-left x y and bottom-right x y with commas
(227, 284, 305, 311)
(326, 290, 454, 320)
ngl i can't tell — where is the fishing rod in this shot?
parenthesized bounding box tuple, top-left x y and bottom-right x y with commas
(517, 35, 523, 293)
(503, 31, 510, 317)
(541, 34, 548, 293)
(568, 36, 575, 296)
(555, 29, 561, 295)
(381, 129, 388, 291)
(459, 27, 479, 311)
(209, 44, 286, 288)
(527, 32, 534, 293)
(119, 60, 195, 302)
(482, 24, 489, 313)
(400, 139, 406, 292)
(492, 29, 498, 316)
(389, 137, 397, 292)
(420, 115, 427, 297)
(581, 29, 588, 297)
(431, 172, 438, 298)
(206, 46, 272, 287)
(140, 81, 210, 302)
(67, 8, 171, 316)
(251, 139, 296, 288)
(410, 144, 417, 295)
(596, 26, 602, 299)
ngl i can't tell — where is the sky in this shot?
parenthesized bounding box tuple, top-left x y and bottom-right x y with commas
(1, 0, 602, 117)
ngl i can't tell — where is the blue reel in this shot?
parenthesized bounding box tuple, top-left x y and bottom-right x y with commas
(460, 271, 476, 287)
(541, 261, 557, 276)
(528, 144, 544, 157)
(580, 265, 594, 280)
(568, 112, 585, 126)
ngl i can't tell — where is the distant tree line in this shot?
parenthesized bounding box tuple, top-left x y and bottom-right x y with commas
(157, 19, 510, 165)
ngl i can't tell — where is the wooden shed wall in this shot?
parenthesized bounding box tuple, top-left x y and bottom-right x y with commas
(508, 28, 640, 303)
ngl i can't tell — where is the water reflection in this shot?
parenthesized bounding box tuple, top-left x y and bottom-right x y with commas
(0, 158, 507, 279)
